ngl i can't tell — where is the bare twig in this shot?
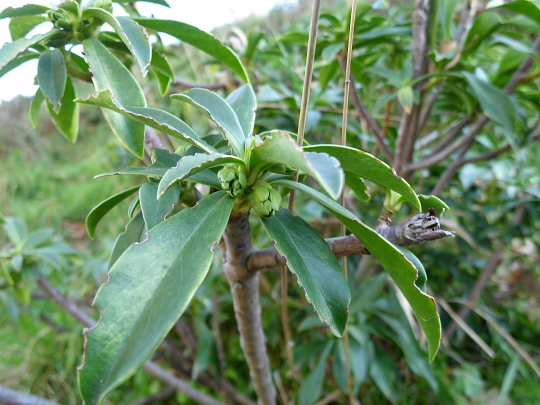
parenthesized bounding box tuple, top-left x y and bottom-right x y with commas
(248, 212, 453, 271)
(348, 72, 394, 162)
(0, 385, 60, 405)
(438, 297, 496, 358)
(222, 214, 275, 405)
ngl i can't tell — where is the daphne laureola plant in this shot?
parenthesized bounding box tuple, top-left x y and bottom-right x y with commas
(0, 0, 455, 404)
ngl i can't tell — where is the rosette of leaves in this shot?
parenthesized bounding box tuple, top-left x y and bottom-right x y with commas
(76, 51, 444, 402)
(0, 0, 248, 148)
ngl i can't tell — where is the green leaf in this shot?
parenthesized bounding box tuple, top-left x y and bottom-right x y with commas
(38, 49, 66, 113)
(132, 18, 248, 82)
(393, 245, 427, 293)
(171, 89, 246, 157)
(261, 209, 350, 336)
(9, 15, 47, 40)
(273, 179, 441, 361)
(462, 71, 516, 144)
(397, 85, 414, 114)
(3, 217, 28, 246)
(417, 195, 449, 217)
(0, 4, 51, 19)
(158, 153, 244, 198)
(0, 31, 58, 72)
(297, 343, 333, 405)
(82, 9, 152, 75)
(0, 52, 38, 79)
(76, 90, 216, 153)
(251, 131, 344, 200)
(30, 88, 45, 128)
(86, 185, 141, 239)
(78, 191, 234, 405)
(346, 174, 370, 202)
(82, 39, 147, 158)
(225, 84, 257, 137)
(108, 211, 145, 270)
(303, 144, 421, 211)
(139, 181, 180, 230)
(490, 0, 540, 28)
(149, 50, 173, 95)
(114, 0, 170, 7)
(47, 76, 79, 142)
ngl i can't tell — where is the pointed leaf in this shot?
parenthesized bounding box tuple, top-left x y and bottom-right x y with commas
(3, 217, 28, 246)
(86, 185, 142, 239)
(46, 76, 79, 142)
(304, 144, 421, 211)
(83, 39, 146, 158)
(139, 181, 180, 230)
(78, 191, 234, 405)
(0, 5, 51, 19)
(9, 15, 47, 40)
(418, 195, 449, 216)
(0, 52, 39, 79)
(30, 88, 45, 128)
(82, 9, 151, 75)
(462, 71, 516, 144)
(0, 31, 58, 72)
(76, 90, 215, 153)
(261, 209, 350, 336)
(108, 211, 145, 270)
(251, 131, 344, 199)
(490, 0, 540, 28)
(225, 84, 257, 137)
(132, 18, 248, 82)
(38, 49, 66, 113)
(158, 153, 244, 197)
(171, 89, 245, 157)
(273, 179, 441, 361)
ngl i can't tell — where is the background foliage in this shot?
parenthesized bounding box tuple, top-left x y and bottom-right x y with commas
(1, 0, 539, 404)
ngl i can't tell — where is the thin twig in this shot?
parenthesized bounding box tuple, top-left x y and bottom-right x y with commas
(341, 1, 359, 402)
(128, 387, 176, 405)
(0, 385, 60, 405)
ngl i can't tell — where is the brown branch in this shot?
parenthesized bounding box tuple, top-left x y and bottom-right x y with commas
(222, 214, 276, 405)
(37, 273, 232, 405)
(247, 212, 453, 272)
(0, 386, 60, 405)
(348, 71, 394, 162)
(394, 0, 431, 175)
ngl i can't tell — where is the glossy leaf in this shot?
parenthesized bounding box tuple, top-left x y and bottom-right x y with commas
(346, 174, 370, 202)
(463, 71, 516, 143)
(139, 181, 180, 230)
(273, 179, 441, 361)
(46, 76, 79, 142)
(0, 4, 51, 19)
(108, 211, 145, 270)
(304, 144, 421, 211)
(114, 0, 170, 6)
(83, 39, 147, 158)
(251, 131, 344, 199)
(158, 153, 244, 198)
(82, 9, 151, 75)
(261, 209, 350, 337)
(86, 185, 142, 239)
(225, 84, 257, 137)
(171, 89, 245, 158)
(76, 90, 216, 153)
(490, 0, 540, 27)
(78, 191, 234, 405)
(418, 194, 449, 217)
(0, 31, 58, 72)
(149, 50, 173, 95)
(133, 18, 248, 82)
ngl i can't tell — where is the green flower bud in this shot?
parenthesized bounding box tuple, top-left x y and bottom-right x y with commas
(47, 9, 73, 30)
(251, 183, 282, 218)
(218, 167, 247, 197)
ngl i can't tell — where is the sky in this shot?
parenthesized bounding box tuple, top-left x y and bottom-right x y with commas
(0, 0, 293, 101)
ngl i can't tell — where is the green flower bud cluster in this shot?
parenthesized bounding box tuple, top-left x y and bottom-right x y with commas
(86, 0, 113, 13)
(218, 167, 247, 198)
(47, 9, 74, 30)
(250, 182, 282, 218)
